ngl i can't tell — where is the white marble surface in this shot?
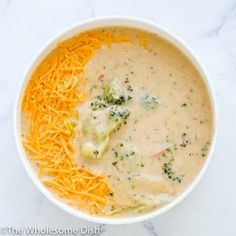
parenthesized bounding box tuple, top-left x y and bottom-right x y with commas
(0, 0, 236, 235)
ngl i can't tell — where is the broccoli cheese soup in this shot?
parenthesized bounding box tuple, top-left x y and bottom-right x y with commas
(21, 27, 213, 217)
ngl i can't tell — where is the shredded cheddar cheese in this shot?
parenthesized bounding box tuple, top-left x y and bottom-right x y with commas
(21, 28, 148, 215)
(21, 29, 131, 215)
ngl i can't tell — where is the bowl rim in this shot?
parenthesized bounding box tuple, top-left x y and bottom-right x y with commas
(13, 15, 218, 225)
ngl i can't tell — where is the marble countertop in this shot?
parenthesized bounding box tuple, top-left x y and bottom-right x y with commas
(0, 0, 236, 235)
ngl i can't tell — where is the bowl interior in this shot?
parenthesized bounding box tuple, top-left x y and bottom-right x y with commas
(14, 16, 217, 224)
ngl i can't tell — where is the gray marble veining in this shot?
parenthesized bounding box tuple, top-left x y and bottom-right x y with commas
(143, 221, 159, 236)
(205, 1, 236, 38)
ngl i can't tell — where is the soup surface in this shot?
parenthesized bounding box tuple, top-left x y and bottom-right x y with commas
(21, 27, 213, 217)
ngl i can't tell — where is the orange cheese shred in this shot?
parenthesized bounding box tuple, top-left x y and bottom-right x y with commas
(21, 28, 131, 215)
(21, 28, 148, 215)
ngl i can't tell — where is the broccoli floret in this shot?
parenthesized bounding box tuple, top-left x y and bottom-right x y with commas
(81, 117, 108, 143)
(80, 78, 131, 160)
(103, 79, 126, 105)
(81, 136, 109, 160)
(80, 106, 130, 160)
(140, 94, 159, 110)
(81, 119, 94, 135)
(80, 118, 110, 160)
(90, 100, 108, 111)
(160, 149, 182, 183)
(108, 106, 130, 132)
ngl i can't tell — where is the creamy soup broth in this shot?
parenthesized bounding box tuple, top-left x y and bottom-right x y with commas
(21, 27, 213, 217)
(75, 27, 213, 215)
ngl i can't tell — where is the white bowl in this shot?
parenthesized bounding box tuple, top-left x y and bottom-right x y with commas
(14, 16, 217, 224)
